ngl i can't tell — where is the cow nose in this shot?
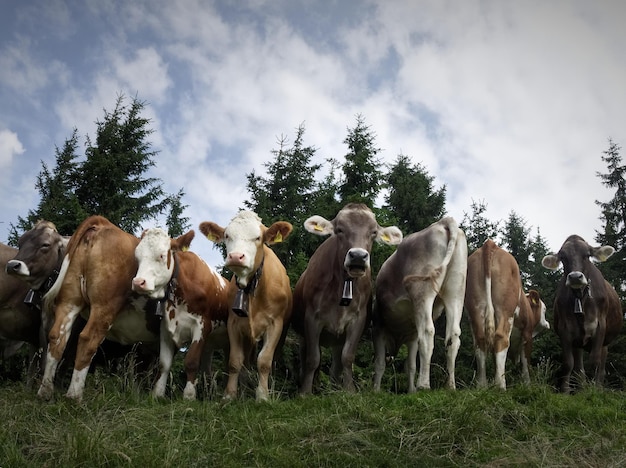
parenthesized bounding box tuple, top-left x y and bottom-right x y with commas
(132, 277, 146, 291)
(347, 248, 369, 265)
(5, 260, 22, 274)
(226, 252, 245, 265)
(566, 271, 587, 289)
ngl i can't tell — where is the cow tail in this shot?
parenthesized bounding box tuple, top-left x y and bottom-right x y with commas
(483, 241, 496, 350)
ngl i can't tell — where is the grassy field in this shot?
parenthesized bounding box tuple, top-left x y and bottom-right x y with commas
(1, 369, 626, 468)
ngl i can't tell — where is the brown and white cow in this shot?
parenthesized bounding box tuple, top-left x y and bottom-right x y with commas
(542, 235, 622, 393)
(38, 216, 160, 402)
(373, 217, 466, 392)
(199, 211, 293, 401)
(508, 290, 550, 383)
(3, 221, 68, 383)
(465, 239, 549, 389)
(132, 228, 230, 400)
(292, 203, 403, 395)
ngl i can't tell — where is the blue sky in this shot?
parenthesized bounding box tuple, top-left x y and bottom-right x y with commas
(1, 0, 625, 268)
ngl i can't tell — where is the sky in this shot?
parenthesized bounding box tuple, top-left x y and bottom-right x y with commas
(1, 0, 625, 269)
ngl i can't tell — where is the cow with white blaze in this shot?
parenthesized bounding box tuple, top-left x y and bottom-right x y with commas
(132, 228, 230, 400)
(292, 203, 403, 394)
(373, 217, 466, 392)
(200, 211, 293, 401)
(542, 235, 622, 393)
(37, 216, 160, 402)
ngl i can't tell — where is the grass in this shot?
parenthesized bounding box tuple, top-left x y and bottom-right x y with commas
(2, 374, 626, 467)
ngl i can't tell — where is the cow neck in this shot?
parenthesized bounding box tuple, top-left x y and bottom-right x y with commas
(23, 249, 65, 311)
(155, 251, 180, 317)
(232, 259, 264, 318)
(572, 279, 592, 315)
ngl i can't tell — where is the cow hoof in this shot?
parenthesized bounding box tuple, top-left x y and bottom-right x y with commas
(37, 384, 54, 401)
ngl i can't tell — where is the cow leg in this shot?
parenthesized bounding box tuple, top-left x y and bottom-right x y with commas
(493, 315, 514, 390)
(475, 347, 488, 388)
(520, 331, 533, 384)
(329, 345, 343, 385)
(37, 304, 82, 400)
(406, 338, 419, 393)
(255, 321, 283, 402)
(183, 339, 204, 401)
(416, 308, 435, 390)
(299, 321, 322, 395)
(152, 322, 177, 399)
(441, 300, 462, 390)
(224, 340, 245, 400)
(559, 340, 575, 393)
(594, 345, 609, 386)
(66, 317, 110, 402)
(372, 326, 387, 392)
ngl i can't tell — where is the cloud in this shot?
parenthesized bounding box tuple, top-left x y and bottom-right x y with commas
(0, 129, 24, 169)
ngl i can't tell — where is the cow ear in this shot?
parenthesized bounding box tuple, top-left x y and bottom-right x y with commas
(172, 230, 195, 252)
(592, 245, 615, 262)
(377, 226, 403, 245)
(265, 222, 293, 245)
(527, 290, 540, 306)
(304, 215, 333, 236)
(199, 222, 225, 243)
(541, 254, 560, 270)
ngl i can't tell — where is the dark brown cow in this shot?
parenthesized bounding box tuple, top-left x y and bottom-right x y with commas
(200, 211, 293, 401)
(3, 221, 68, 383)
(132, 228, 230, 400)
(542, 235, 622, 393)
(373, 217, 466, 392)
(508, 290, 550, 383)
(292, 203, 403, 394)
(38, 216, 160, 402)
(465, 239, 549, 389)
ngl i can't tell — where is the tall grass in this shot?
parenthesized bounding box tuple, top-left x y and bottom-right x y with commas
(2, 369, 626, 467)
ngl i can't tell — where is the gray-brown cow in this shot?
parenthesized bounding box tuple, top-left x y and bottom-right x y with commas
(542, 235, 622, 393)
(292, 203, 403, 394)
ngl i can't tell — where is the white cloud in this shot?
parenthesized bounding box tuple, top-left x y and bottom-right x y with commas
(0, 129, 24, 169)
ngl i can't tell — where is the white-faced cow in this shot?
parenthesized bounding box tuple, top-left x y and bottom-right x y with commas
(3, 221, 68, 383)
(542, 235, 622, 393)
(38, 216, 160, 402)
(132, 228, 230, 400)
(508, 290, 550, 384)
(465, 239, 550, 389)
(373, 217, 466, 392)
(292, 203, 403, 395)
(199, 211, 293, 401)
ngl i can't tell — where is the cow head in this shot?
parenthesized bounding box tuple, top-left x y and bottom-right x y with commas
(304, 203, 403, 278)
(132, 228, 195, 299)
(542, 235, 614, 291)
(526, 290, 550, 337)
(200, 211, 292, 287)
(5, 220, 68, 291)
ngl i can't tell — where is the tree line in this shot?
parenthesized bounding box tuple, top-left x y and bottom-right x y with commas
(8, 94, 626, 388)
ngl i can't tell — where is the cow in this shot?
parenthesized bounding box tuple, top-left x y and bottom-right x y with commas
(199, 211, 293, 401)
(131, 228, 230, 400)
(464, 239, 549, 389)
(37, 216, 160, 402)
(508, 290, 550, 383)
(373, 217, 466, 392)
(542, 235, 622, 393)
(292, 203, 403, 395)
(3, 220, 68, 383)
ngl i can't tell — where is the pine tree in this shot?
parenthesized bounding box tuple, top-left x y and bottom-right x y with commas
(165, 189, 191, 238)
(8, 130, 87, 242)
(77, 94, 169, 234)
(339, 115, 382, 207)
(501, 211, 531, 283)
(459, 199, 500, 253)
(384, 154, 446, 234)
(244, 123, 323, 284)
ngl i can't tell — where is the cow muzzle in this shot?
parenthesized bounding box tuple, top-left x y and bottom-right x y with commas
(344, 248, 370, 278)
(566, 271, 588, 289)
(5, 260, 29, 277)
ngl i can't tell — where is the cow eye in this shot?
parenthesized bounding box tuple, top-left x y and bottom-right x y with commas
(41, 243, 51, 250)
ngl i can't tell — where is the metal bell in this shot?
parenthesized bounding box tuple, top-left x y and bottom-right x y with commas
(232, 289, 249, 317)
(339, 279, 353, 306)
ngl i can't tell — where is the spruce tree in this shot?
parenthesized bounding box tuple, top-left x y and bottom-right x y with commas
(459, 199, 500, 253)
